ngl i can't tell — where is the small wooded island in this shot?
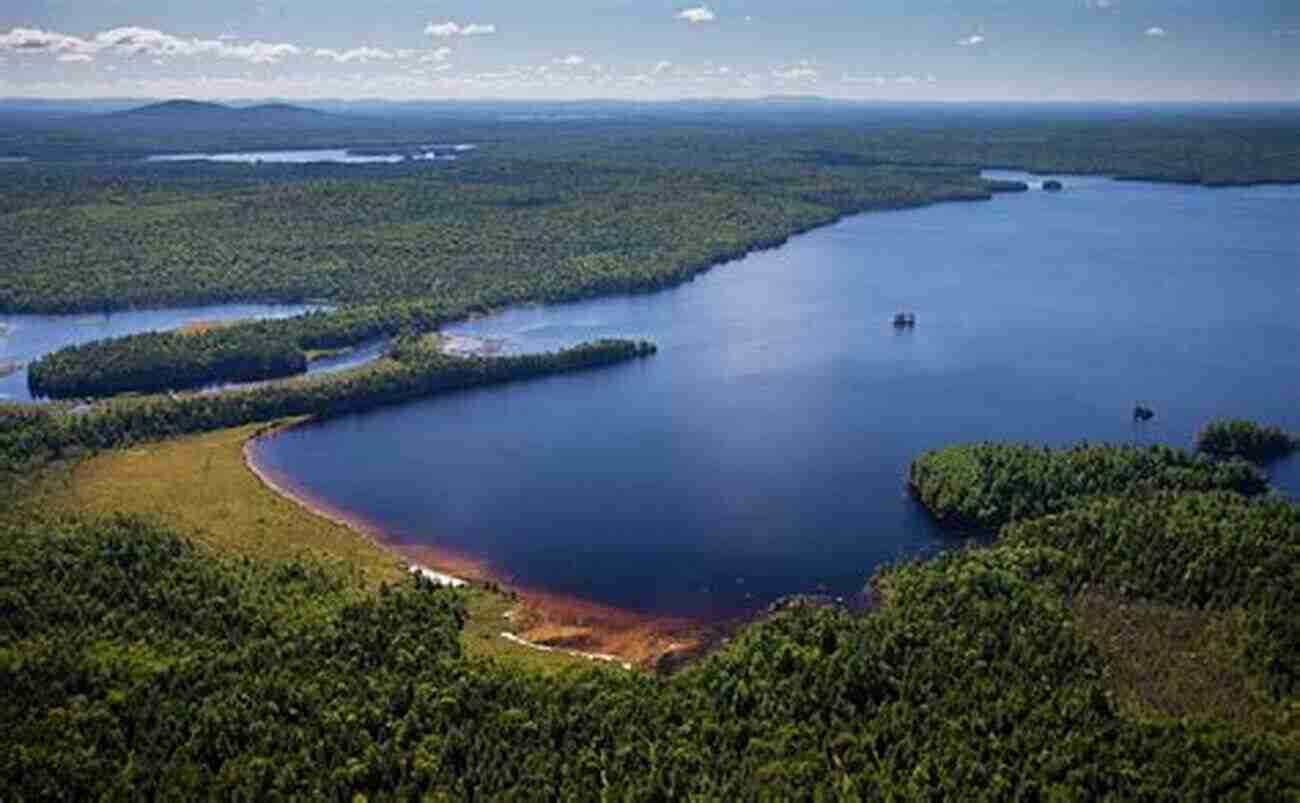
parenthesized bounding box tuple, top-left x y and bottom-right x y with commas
(1043, 179, 1065, 191)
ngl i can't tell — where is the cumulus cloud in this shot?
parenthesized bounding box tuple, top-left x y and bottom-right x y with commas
(1, 25, 301, 63)
(58, 53, 94, 63)
(1145, 26, 1167, 37)
(556, 54, 585, 66)
(93, 27, 301, 63)
(425, 22, 497, 38)
(314, 47, 397, 64)
(420, 47, 453, 63)
(0, 27, 96, 56)
(677, 7, 716, 24)
(652, 60, 673, 75)
(1085, 0, 1115, 9)
(958, 34, 985, 47)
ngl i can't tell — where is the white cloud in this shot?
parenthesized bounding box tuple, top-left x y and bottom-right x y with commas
(314, 47, 398, 64)
(556, 54, 586, 66)
(1085, 0, 1115, 9)
(0, 27, 96, 56)
(57, 53, 94, 63)
(1145, 26, 1167, 38)
(93, 27, 301, 63)
(1, 26, 301, 64)
(420, 47, 452, 63)
(425, 22, 497, 38)
(958, 34, 985, 47)
(842, 74, 938, 87)
(772, 61, 818, 81)
(652, 60, 673, 75)
(677, 7, 717, 24)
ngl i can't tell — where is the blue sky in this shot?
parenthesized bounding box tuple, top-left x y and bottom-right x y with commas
(1, 1, 1297, 100)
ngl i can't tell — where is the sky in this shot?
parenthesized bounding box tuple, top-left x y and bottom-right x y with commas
(1, 1, 1297, 101)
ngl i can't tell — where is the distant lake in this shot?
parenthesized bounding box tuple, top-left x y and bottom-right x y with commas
(0, 303, 332, 401)
(250, 173, 1300, 620)
(147, 146, 474, 165)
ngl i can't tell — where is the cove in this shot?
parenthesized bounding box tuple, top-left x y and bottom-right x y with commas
(0, 303, 324, 402)
(250, 172, 1300, 620)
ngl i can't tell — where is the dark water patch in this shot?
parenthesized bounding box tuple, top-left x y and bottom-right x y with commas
(251, 172, 1300, 620)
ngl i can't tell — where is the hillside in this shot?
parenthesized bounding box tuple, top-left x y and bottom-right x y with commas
(103, 99, 342, 130)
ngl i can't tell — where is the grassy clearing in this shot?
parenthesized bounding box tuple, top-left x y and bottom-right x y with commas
(1071, 591, 1293, 735)
(35, 423, 592, 673)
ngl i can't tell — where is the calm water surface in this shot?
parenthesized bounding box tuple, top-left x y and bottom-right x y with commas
(251, 173, 1300, 619)
(147, 146, 474, 165)
(0, 303, 323, 401)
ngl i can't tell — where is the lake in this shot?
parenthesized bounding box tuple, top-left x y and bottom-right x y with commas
(147, 146, 474, 165)
(249, 173, 1300, 620)
(0, 303, 329, 401)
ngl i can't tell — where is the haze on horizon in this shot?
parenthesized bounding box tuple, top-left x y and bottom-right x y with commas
(1, 1, 1297, 103)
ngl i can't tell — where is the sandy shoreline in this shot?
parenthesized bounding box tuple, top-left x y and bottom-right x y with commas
(241, 422, 708, 666)
(439, 333, 506, 358)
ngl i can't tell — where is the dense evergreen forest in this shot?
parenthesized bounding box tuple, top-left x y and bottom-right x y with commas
(1197, 419, 1300, 463)
(28, 325, 308, 398)
(908, 442, 1270, 529)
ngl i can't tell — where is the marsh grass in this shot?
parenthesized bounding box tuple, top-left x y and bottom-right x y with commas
(1071, 591, 1293, 735)
(34, 423, 592, 673)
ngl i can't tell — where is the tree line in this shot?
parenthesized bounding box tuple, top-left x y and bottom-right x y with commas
(908, 441, 1269, 530)
(1197, 418, 1300, 463)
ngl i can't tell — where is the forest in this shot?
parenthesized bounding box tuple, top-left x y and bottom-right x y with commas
(908, 442, 1269, 529)
(1197, 419, 1300, 463)
(1, 434, 1296, 798)
(28, 325, 307, 398)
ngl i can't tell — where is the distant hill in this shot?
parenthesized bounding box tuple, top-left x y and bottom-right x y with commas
(104, 100, 342, 130)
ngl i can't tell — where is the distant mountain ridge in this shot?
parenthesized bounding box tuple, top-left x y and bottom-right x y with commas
(104, 100, 342, 130)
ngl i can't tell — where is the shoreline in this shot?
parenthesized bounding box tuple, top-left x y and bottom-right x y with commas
(241, 428, 475, 589)
(242, 423, 711, 666)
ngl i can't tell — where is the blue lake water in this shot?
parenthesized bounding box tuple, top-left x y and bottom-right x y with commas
(0, 303, 325, 401)
(250, 173, 1300, 620)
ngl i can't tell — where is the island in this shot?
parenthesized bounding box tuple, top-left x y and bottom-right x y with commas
(1043, 179, 1065, 191)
